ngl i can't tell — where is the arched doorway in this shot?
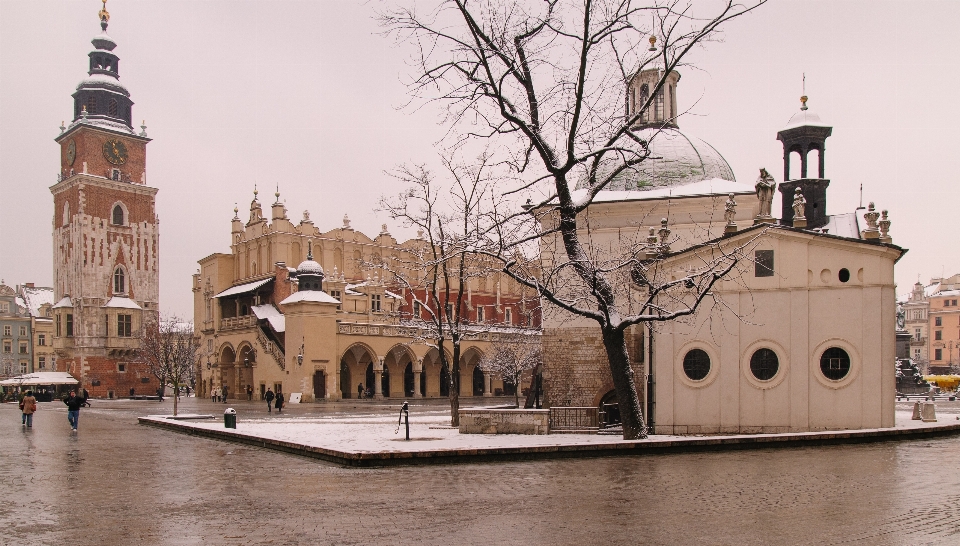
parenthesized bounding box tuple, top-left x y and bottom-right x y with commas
(365, 363, 375, 396)
(404, 363, 414, 397)
(313, 370, 325, 400)
(472, 365, 485, 396)
(599, 390, 620, 428)
(439, 364, 450, 397)
(364, 362, 390, 397)
(340, 360, 352, 399)
(219, 345, 236, 400)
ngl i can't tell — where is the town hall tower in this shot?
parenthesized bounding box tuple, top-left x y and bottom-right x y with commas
(50, 1, 159, 398)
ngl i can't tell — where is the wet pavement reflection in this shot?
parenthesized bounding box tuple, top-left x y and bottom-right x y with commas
(2, 398, 960, 545)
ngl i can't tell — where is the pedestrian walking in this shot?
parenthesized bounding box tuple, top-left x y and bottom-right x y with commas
(246, 385, 253, 401)
(63, 390, 83, 431)
(264, 388, 275, 413)
(211, 386, 218, 403)
(156, 386, 164, 402)
(357, 383, 364, 399)
(222, 385, 229, 402)
(275, 391, 284, 414)
(80, 387, 91, 407)
(20, 390, 37, 428)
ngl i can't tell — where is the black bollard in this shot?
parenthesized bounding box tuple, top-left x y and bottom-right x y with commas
(402, 401, 410, 441)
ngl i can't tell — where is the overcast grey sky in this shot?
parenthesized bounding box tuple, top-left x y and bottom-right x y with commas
(1, 0, 958, 317)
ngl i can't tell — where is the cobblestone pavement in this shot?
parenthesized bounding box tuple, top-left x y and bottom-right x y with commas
(3, 398, 960, 545)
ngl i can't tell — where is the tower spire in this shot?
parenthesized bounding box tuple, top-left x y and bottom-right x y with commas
(99, 0, 110, 31)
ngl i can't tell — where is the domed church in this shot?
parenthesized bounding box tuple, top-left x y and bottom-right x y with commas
(541, 70, 906, 435)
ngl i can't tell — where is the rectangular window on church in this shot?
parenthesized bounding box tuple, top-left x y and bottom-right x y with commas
(117, 314, 132, 337)
(371, 294, 381, 313)
(476, 306, 484, 323)
(755, 250, 774, 277)
(66, 314, 74, 337)
(413, 300, 421, 319)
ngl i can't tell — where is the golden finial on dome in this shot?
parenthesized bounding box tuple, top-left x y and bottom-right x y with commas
(800, 95, 808, 111)
(648, 35, 657, 52)
(99, 0, 110, 23)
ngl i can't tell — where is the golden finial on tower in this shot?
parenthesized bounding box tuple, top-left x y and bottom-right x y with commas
(648, 35, 657, 52)
(99, 0, 110, 23)
(800, 95, 808, 111)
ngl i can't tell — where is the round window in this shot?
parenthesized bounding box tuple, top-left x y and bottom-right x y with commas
(682, 349, 711, 381)
(749, 348, 779, 381)
(820, 347, 851, 380)
(839, 268, 850, 283)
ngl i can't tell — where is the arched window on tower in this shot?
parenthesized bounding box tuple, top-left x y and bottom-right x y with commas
(113, 266, 126, 295)
(108, 99, 118, 116)
(63, 202, 70, 227)
(112, 204, 125, 226)
(87, 95, 97, 115)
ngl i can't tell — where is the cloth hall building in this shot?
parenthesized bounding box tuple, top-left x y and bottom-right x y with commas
(193, 192, 541, 402)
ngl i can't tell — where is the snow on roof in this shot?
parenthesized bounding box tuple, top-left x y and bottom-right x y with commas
(0, 372, 79, 386)
(820, 212, 861, 239)
(214, 278, 272, 299)
(384, 290, 403, 300)
(781, 107, 831, 131)
(19, 286, 54, 317)
(251, 304, 282, 320)
(267, 315, 285, 333)
(103, 296, 141, 310)
(52, 296, 73, 309)
(279, 291, 341, 306)
(937, 289, 960, 297)
(574, 178, 755, 204)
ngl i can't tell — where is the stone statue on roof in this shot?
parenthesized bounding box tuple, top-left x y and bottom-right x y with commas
(792, 187, 806, 220)
(755, 168, 777, 221)
(724, 193, 737, 225)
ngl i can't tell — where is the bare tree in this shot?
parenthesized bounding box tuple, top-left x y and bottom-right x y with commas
(478, 332, 541, 407)
(383, 0, 766, 439)
(377, 156, 503, 426)
(136, 316, 199, 416)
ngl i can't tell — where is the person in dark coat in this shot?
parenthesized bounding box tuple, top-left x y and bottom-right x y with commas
(357, 383, 364, 399)
(221, 385, 228, 402)
(63, 390, 83, 431)
(275, 391, 284, 414)
(80, 388, 91, 407)
(264, 388, 275, 413)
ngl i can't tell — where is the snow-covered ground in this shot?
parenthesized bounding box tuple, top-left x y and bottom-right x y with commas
(140, 407, 959, 457)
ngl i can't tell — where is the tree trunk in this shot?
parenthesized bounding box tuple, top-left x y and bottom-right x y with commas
(172, 382, 179, 416)
(449, 342, 462, 427)
(601, 326, 646, 440)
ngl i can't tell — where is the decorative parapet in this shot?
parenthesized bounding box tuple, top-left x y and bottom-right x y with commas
(219, 315, 257, 331)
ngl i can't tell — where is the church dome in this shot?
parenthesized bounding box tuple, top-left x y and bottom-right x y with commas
(296, 258, 323, 276)
(577, 127, 735, 191)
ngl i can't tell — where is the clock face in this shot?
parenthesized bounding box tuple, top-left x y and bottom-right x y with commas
(102, 138, 128, 165)
(66, 139, 76, 166)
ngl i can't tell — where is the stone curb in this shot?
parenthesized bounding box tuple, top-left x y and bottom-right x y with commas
(138, 416, 960, 468)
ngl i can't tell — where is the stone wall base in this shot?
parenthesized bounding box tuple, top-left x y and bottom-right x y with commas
(459, 409, 549, 435)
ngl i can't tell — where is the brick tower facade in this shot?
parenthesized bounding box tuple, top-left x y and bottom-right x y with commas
(50, 2, 159, 398)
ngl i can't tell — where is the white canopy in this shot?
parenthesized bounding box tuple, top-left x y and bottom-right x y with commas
(214, 278, 271, 299)
(0, 372, 79, 386)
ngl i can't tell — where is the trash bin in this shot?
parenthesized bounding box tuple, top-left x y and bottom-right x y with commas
(224, 408, 237, 429)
